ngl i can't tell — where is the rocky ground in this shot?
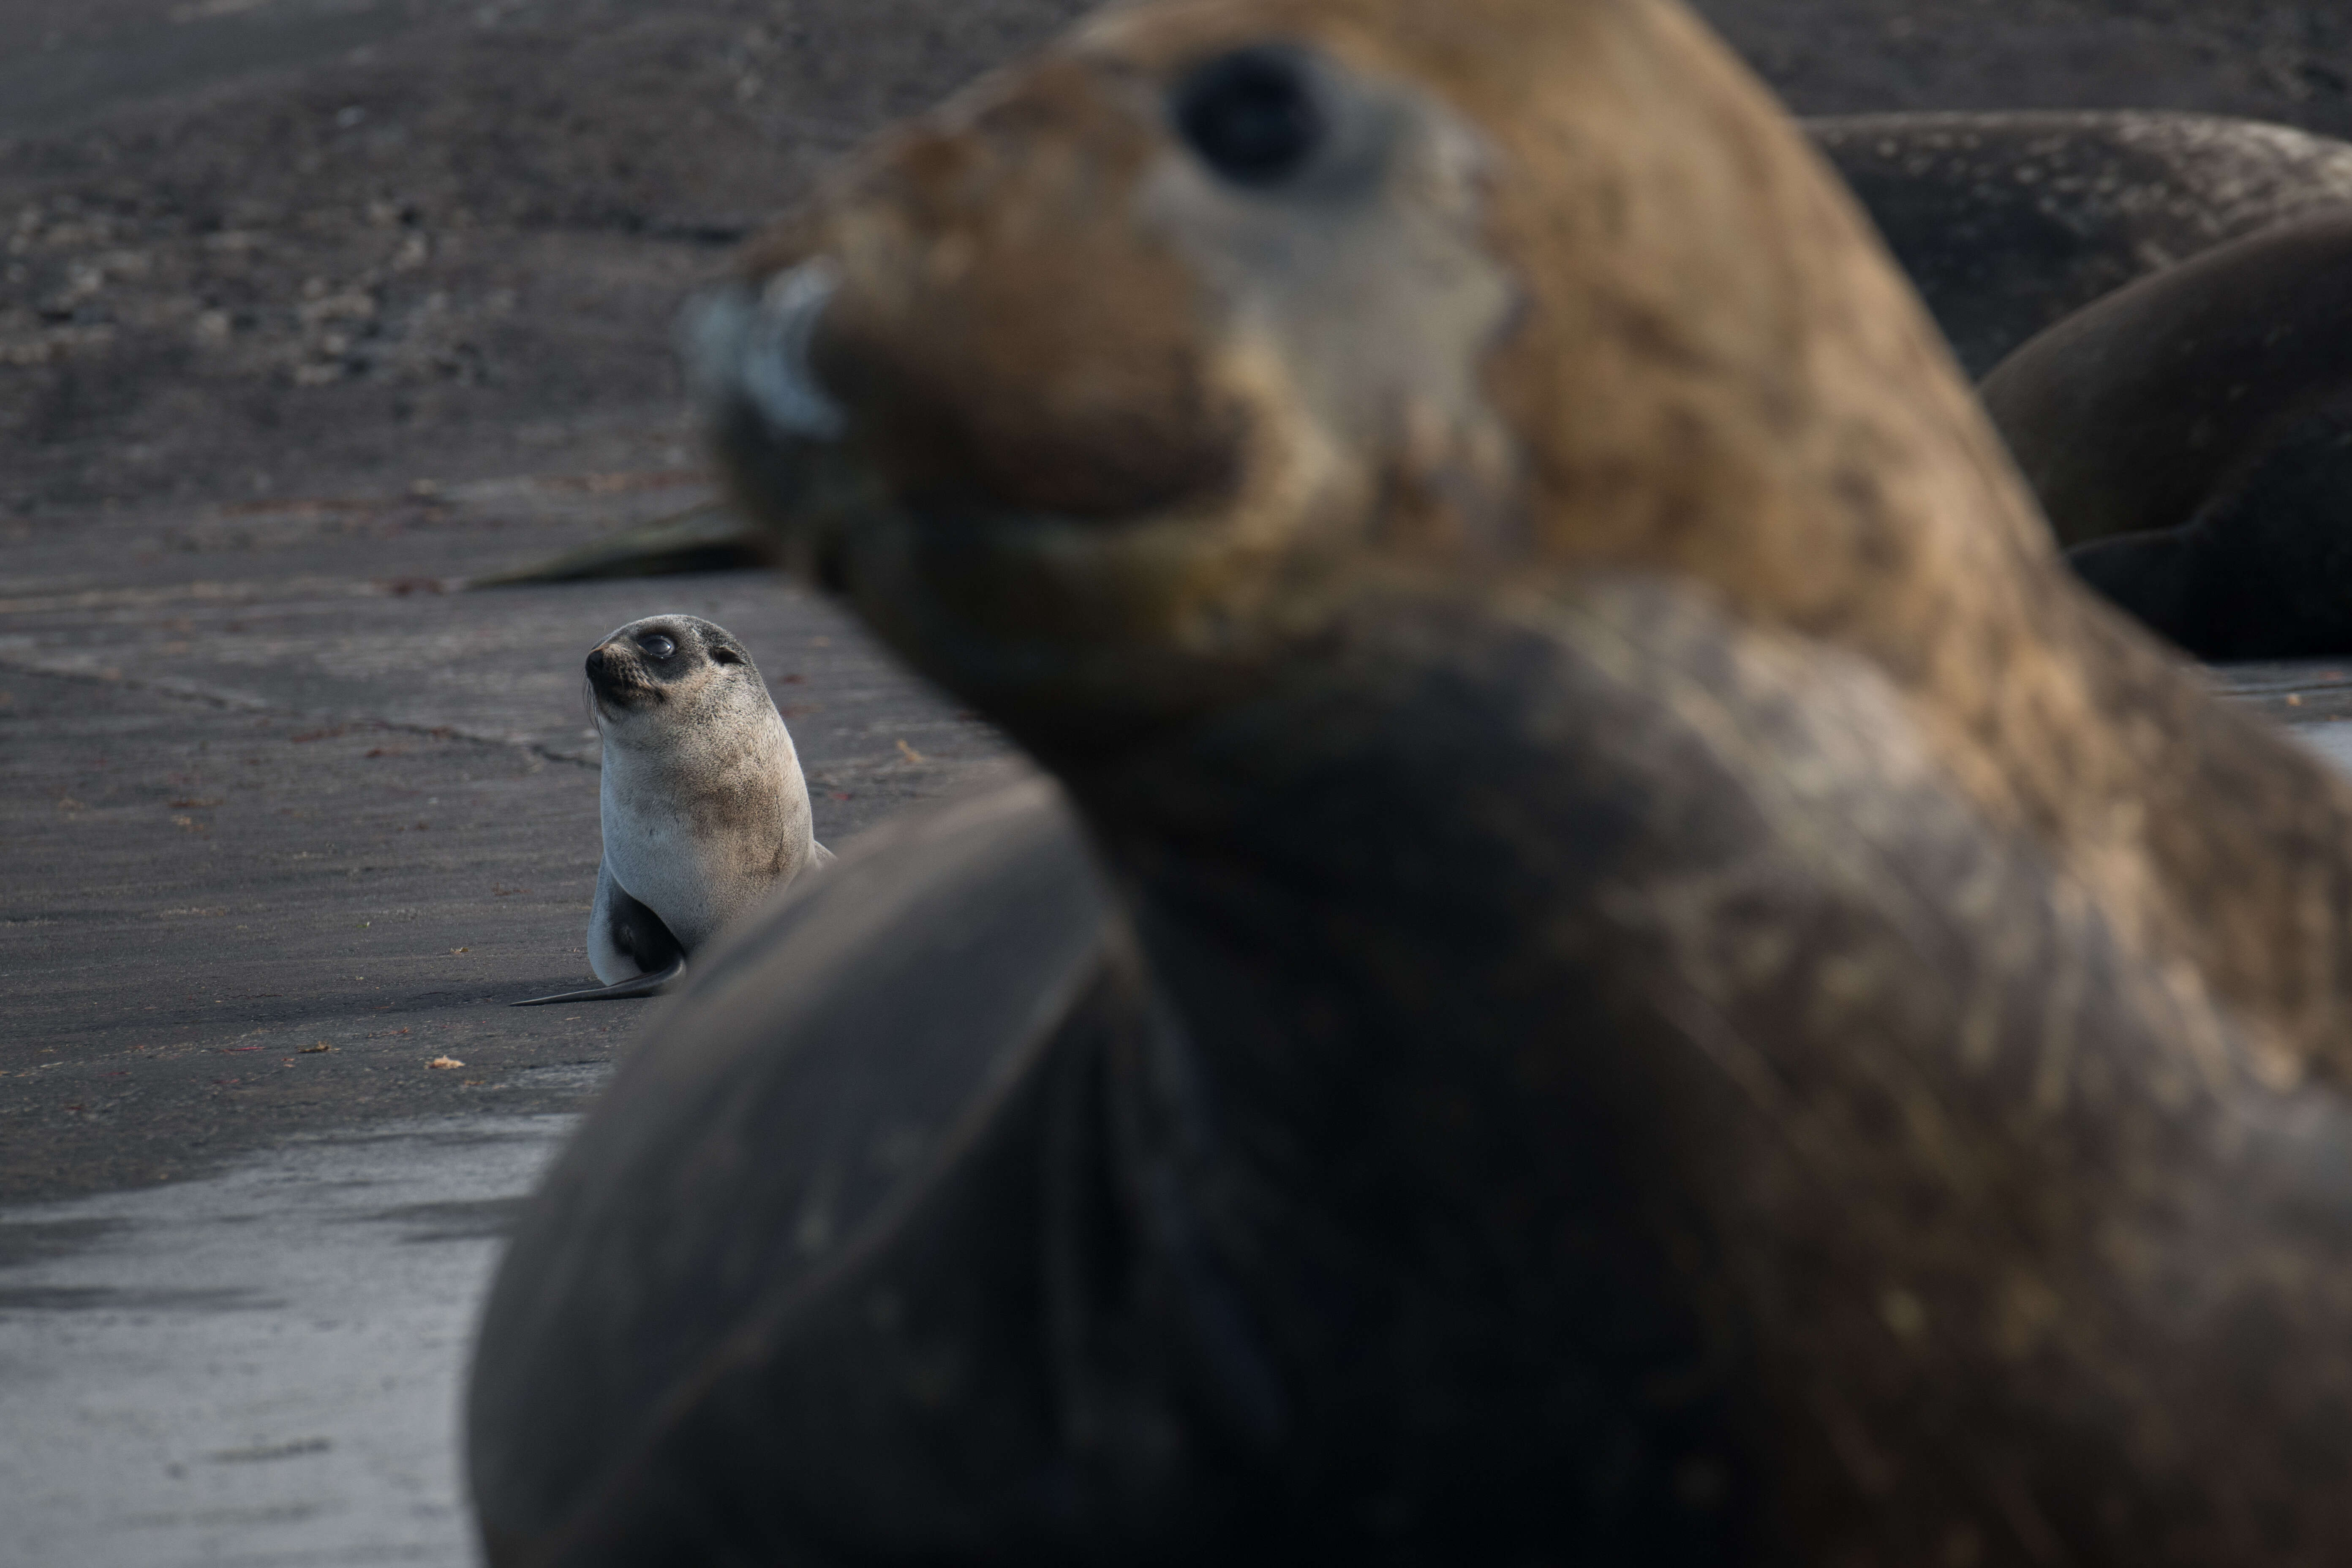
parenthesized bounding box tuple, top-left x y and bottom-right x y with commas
(3, 0, 2349, 523)
(0, 0, 1095, 516)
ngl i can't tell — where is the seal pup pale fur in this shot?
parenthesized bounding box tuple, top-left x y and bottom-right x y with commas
(513, 613, 830, 1006)
(1977, 211, 2352, 659)
(477, 0, 2352, 1562)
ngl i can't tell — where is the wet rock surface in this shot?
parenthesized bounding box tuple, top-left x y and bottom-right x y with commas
(0, 1106, 593, 1567)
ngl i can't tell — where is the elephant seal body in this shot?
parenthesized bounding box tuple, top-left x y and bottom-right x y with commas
(474, 0, 2352, 1562)
(1808, 111, 2352, 376)
(1979, 213, 2352, 659)
(516, 613, 830, 1006)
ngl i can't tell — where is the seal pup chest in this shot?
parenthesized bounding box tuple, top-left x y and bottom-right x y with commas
(599, 734, 797, 944)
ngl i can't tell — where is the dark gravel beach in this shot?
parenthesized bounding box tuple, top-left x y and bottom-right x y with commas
(3, 0, 2349, 521)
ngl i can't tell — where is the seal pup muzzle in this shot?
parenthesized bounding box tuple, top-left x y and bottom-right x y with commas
(512, 613, 831, 1006)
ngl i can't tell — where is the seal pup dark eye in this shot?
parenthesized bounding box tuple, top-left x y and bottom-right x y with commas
(638, 633, 676, 660)
(1173, 46, 1325, 187)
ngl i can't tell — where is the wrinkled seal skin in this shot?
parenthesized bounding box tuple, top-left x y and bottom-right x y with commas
(1978, 213, 2352, 659)
(1807, 111, 2352, 377)
(470, 1, 2352, 1563)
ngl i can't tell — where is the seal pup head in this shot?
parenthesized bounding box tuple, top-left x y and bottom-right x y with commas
(584, 614, 763, 736)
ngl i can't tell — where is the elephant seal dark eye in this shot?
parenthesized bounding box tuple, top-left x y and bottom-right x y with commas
(1173, 46, 1325, 187)
(639, 633, 676, 660)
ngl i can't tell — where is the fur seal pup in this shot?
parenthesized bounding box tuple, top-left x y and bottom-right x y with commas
(474, 0, 2352, 1562)
(1807, 112, 2352, 376)
(1977, 212, 2352, 659)
(512, 613, 830, 1006)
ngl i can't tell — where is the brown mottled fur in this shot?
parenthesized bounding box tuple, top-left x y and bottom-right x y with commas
(640, 0, 2352, 1560)
(737, 0, 2352, 1095)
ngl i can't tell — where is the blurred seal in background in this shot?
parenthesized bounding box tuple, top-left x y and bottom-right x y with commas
(1809, 110, 2352, 375)
(1980, 212, 2352, 658)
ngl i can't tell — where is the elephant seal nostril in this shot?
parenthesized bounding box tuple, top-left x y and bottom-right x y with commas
(746, 261, 849, 440)
(681, 260, 848, 442)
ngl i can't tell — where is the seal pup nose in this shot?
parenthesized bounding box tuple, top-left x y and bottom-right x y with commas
(682, 259, 848, 443)
(584, 645, 610, 680)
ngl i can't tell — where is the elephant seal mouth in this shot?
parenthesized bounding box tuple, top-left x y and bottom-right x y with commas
(682, 259, 849, 446)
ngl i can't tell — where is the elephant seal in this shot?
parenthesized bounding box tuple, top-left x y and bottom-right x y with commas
(513, 613, 830, 1006)
(472, 0, 2352, 1562)
(1978, 212, 2352, 659)
(1807, 111, 2352, 376)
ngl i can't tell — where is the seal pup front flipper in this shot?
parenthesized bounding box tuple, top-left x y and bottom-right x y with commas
(510, 955, 686, 1008)
(511, 864, 686, 1006)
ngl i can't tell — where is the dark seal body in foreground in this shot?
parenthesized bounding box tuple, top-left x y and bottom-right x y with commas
(473, 0, 2352, 1563)
(1980, 213, 2352, 659)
